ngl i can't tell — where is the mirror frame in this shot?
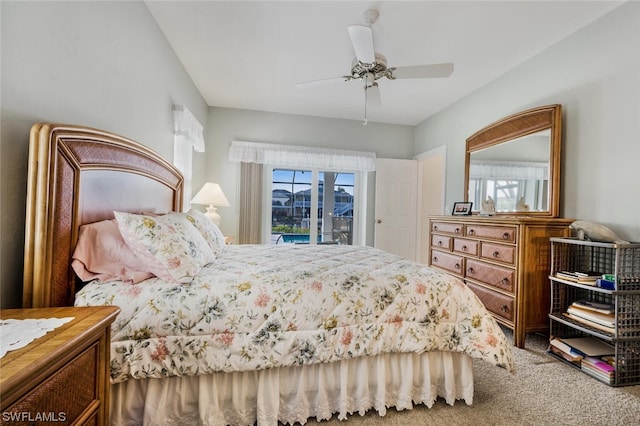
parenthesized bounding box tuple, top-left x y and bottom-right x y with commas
(464, 104, 562, 217)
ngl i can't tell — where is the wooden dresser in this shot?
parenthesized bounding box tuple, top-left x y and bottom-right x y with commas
(428, 215, 572, 348)
(1, 306, 119, 426)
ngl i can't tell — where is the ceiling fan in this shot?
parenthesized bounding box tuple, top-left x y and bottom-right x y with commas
(296, 9, 454, 125)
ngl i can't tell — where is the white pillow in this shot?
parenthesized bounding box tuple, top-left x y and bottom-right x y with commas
(114, 211, 215, 283)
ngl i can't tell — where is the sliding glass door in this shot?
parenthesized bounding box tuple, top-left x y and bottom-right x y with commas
(270, 169, 355, 245)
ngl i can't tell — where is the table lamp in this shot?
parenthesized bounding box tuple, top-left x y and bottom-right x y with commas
(191, 183, 230, 225)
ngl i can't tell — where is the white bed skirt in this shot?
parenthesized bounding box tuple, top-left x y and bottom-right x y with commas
(110, 351, 474, 426)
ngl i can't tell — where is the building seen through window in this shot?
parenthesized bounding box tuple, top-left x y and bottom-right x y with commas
(271, 169, 354, 244)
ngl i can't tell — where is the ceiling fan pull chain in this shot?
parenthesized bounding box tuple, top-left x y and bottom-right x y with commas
(363, 86, 368, 126)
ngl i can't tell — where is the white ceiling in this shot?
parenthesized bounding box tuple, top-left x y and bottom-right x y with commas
(146, 1, 623, 126)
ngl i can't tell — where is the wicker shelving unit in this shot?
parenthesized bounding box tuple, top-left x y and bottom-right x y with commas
(548, 237, 640, 386)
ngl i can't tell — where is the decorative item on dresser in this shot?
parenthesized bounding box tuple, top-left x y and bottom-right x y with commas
(0, 306, 119, 426)
(428, 215, 573, 348)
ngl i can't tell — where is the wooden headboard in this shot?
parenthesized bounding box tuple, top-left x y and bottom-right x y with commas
(23, 124, 184, 308)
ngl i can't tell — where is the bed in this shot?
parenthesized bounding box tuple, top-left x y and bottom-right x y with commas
(22, 123, 514, 425)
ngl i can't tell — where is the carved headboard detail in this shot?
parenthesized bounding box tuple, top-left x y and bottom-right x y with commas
(23, 124, 183, 308)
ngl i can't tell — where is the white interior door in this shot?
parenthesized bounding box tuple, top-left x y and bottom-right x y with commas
(374, 158, 418, 260)
(416, 146, 447, 264)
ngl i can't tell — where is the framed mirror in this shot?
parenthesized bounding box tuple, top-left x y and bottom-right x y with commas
(464, 104, 562, 217)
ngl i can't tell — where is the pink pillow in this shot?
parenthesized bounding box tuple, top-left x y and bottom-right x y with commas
(71, 219, 156, 283)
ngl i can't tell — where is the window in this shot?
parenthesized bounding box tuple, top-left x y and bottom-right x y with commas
(469, 178, 547, 212)
(228, 140, 375, 245)
(269, 168, 357, 245)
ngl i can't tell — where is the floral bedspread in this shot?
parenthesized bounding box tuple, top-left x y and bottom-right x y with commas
(75, 244, 514, 383)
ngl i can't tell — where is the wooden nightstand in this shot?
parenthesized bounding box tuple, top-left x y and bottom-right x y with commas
(1, 306, 119, 425)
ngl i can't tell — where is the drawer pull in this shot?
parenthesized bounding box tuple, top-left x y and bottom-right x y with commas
(493, 251, 500, 258)
(468, 229, 475, 236)
(502, 232, 510, 240)
(433, 225, 438, 231)
(467, 267, 474, 274)
(433, 256, 438, 263)
(501, 278, 510, 285)
(455, 227, 461, 234)
(462, 245, 468, 251)
(438, 241, 443, 246)
(500, 304, 509, 313)
(454, 263, 461, 270)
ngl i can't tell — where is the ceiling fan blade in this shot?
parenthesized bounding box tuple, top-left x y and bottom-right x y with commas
(348, 25, 375, 64)
(390, 63, 454, 79)
(296, 75, 352, 88)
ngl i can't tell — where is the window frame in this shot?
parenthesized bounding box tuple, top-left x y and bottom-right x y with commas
(262, 165, 367, 245)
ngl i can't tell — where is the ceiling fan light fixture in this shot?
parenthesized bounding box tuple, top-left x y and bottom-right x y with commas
(363, 9, 379, 26)
(351, 53, 387, 78)
(364, 72, 376, 88)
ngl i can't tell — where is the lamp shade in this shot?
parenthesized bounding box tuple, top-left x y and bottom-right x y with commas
(191, 183, 230, 207)
(191, 183, 230, 225)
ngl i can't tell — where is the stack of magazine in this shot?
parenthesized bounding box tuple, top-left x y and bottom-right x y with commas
(548, 336, 615, 384)
(555, 270, 603, 285)
(554, 270, 617, 289)
(562, 299, 615, 333)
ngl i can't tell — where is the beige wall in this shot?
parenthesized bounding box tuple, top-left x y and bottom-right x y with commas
(1, 1, 207, 308)
(414, 1, 640, 242)
(204, 107, 414, 245)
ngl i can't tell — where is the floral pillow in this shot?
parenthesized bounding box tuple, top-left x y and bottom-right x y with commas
(181, 209, 227, 255)
(114, 211, 215, 283)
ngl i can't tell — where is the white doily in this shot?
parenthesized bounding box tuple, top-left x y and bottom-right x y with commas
(0, 317, 74, 358)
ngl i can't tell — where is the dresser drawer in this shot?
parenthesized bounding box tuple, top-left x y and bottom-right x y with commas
(465, 281, 514, 322)
(465, 224, 516, 243)
(431, 221, 463, 235)
(453, 238, 478, 256)
(5, 343, 98, 424)
(430, 250, 464, 275)
(480, 242, 515, 265)
(465, 259, 515, 293)
(431, 234, 452, 251)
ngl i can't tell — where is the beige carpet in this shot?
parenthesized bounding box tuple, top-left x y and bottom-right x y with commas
(301, 329, 640, 426)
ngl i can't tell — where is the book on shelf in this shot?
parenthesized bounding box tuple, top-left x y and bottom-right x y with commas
(566, 305, 616, 328)
(595, 278, 616, 290)
(581, 356, 615, 384)
(549, 344, 582, 364)
(563, 312, 615, 333)
(570, 299, 615, 315)
(555, 270, 603, 285)
(549, 336, 617, 380)
(557, 337, 615, 357)
(549, 337, 583, 363)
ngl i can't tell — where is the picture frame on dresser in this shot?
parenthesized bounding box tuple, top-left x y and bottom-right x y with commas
(452, 202, 473, 215)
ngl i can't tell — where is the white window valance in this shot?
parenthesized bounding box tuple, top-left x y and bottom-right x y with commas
(228, 140, 376, 172)
(469, 160, 548, 180)
(172, 104, 205, 152)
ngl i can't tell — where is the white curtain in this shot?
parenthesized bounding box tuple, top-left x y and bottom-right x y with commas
(469, 160, 548, 180)
(228, 140, 376, 172)
(173, 104, 205, 152)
